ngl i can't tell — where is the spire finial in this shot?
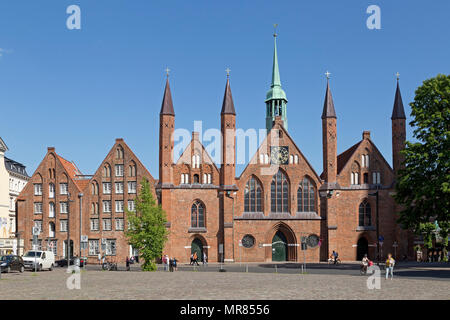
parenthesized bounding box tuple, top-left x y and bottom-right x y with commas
(225, 67, 231, 78)
(396, 72, 400, 81)
(273, 24, 278, 37)
(165, 67, 170, 77)
(325, 70, 331, 80)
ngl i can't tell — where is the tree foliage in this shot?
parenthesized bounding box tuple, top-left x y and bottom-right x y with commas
(394, 74, 450, 242)
(125, 179, 168, 271)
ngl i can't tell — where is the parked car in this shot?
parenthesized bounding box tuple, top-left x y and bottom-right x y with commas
(0, 255, 25, 273)
(56, 256, 87, 267)
(22, 250, 55, 271)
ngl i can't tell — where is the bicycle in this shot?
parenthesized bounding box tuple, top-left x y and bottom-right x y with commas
(328, 258, 341, 265)
(102, 261, 117, 271)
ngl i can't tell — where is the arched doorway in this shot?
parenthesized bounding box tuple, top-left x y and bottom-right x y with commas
(191, 238, 204, 262)
(357, 237, 369, 260)
(272, 231, 288, 261)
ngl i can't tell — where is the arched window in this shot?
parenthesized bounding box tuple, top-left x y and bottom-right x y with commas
(49, 222, 55, 238)
(49, 202, 55, 218)
(244, 176, 262, 212)
(359, 201, 372, 227)
(191, 201, 205, 228)
(271, 170, 289, 212)
(103, 164, 111, 177)
(129, 163, 136, 177)
(116, 146, 124, 159)
(297, 177, 316, 212)
(91, 182, 98, 195)
(193, 174, 200, 184)
(49, 183, 55, 198)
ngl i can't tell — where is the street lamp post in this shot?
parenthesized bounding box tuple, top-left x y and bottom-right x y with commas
(369, 189, 380, 265)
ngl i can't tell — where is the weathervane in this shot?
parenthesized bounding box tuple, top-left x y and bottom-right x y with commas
(165, 67, 170, 77)
(273, 24, 278, 37)
(396, 72, 400, 81)
(226, 67, 231, 78)
(325, 71, 331, 79)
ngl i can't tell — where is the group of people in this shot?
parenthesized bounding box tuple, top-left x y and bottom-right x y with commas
(190, 251, 207, 266)
(360, 253, 396, 279)
(162, 254, 178, 272)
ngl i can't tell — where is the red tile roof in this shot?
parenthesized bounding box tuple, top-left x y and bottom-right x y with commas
(320, 141, 361, 179)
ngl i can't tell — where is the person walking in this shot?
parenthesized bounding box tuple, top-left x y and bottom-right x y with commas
(126, 256, 130, 271)
(203, 251, 207, 266)
(190, 253, 194, 265)
(385, 253, 395, 280)
(193, 252, 199, 266)
(162, 255, 168, 271)
(169, 258, 174, 272)
(173, 257, 178, 271)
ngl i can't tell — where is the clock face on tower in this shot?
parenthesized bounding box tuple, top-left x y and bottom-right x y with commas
(270, 146, 289, 164)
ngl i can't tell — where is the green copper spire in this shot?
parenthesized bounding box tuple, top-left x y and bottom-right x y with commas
(265, 25, 288, 132)
(271, 34, 281, 88)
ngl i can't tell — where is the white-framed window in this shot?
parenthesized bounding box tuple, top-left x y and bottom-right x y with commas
(103, 182, 111, 194)
(128, 200, 135, 212)
(289, 155, 293, 164)
(372, 172, 381, 184)
(105, 239, 116, 255)
(115, 200, 124, 213)
(49, 202, 55, 217)
(102, 219, 112, 231)
(49, 183, 55, 198)
(48, 240, 57, 255)
(88, 239, 100, 256)
(34, 183, 42, 196)
(294, 155, 299, 164)
(103, 201, 112, 213)
(180, 174, 189, 184)
(128, 181, 137, 193)
(351, 172, 360, 185)
(90, 219, 99, 231)
(60, 202, 68, 214)
(115, 164, 124, 177)
(60, 219, 68, 232)
(115, 182, 124, 194)
(361, 154, 370, 168)
(60, 183, 68, 195)
(33, 220, 42, 233)
(34, 202, 43, 214)
(115, 218, 124, 231)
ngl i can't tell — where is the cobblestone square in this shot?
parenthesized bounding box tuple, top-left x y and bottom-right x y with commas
(1, 264, 449, 300)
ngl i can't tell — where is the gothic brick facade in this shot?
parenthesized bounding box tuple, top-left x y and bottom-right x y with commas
(16, 37, 412, 264)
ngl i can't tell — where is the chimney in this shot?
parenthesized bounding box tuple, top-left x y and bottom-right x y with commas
(362, 131, 371, 140)
(47, 147, 55, 152)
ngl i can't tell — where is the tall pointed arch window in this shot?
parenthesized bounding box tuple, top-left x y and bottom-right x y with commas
(244, 176, 262, 212)
(359, 201, 372, 227)
(191, 201, 205, 228)
(271, 170, 289, 213)
(297, 177, 316, 212)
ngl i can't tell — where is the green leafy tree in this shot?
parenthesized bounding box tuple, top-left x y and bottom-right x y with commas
(394, 74, 450, 244)
(125, 179, 168, 271)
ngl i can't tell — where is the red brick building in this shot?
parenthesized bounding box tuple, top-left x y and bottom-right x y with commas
(17, 35, 412, 264)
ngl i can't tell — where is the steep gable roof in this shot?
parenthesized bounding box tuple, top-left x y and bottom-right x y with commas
(175, 133, 220, 174)
(239, 120, 321, 182)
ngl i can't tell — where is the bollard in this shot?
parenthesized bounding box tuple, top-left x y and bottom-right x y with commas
(275, 264, 278, 273)
(246, 264, 248, 273)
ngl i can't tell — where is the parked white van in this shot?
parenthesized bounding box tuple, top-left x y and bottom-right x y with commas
(22, 250, 55, 271)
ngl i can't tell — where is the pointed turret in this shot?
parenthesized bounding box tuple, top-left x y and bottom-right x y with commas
(321, 78, 337, 119)
(265, 28, 288, 132)
(391, 76, 406, 176)
(160, 78, 175, 116)
(321, 73, 337, 184)
(391, 80, 406, 119)
(221, 76, 236, 115)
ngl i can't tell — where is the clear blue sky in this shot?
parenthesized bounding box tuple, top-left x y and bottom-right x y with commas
(1, 0, 449, 178)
